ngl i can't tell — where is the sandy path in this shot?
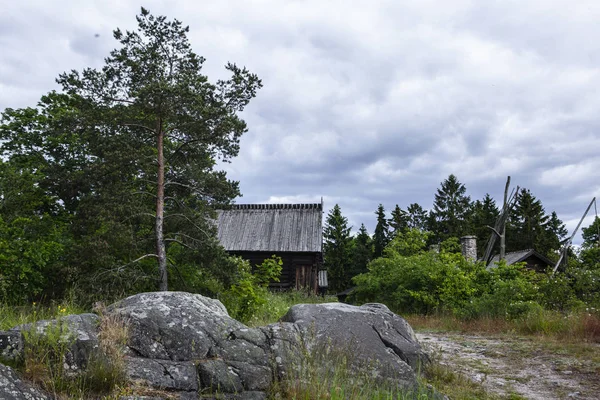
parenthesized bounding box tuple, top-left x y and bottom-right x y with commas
(417, 332, 600, 400)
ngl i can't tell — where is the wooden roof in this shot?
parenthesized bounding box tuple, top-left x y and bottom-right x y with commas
(216, 203, 323, 253)
(488, 249, 554, 267)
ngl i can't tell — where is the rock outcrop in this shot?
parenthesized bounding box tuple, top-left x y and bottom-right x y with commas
(281, 302, 428, 388)
(0, 363, 51, 400)
(1, 292, 428, 399)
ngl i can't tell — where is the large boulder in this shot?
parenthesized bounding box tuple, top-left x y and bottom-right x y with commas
(108, 291, 246, 361)
(0, 363, 51, 400)
(280, 302, 429, 388)
(7, 313, 100, 372)
(107, 292, 272, 397)
(1, 292, 429, 399)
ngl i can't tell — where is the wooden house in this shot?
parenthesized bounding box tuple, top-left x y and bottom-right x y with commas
(488, 249, 555, 272)
(215, 203, 324, 292)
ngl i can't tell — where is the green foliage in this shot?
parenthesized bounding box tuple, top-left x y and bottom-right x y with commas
(245, 289, 338, 327)
(353, 239, 483, 315)
(471, 194, 500, 257)
(384, 229, 429, 257)
(582, 216, 600, 248)
(222, 255, 283, 323)
(373, 204, 390, 258)
(254, 254, 283, 287)
(323, 204, 353, 292)
(349, 224, 373, 278)
(0, 8, 261, 301)
(460, 262, 541, 320)
(507, 188, 564, 258)
(351, 229, 597, 320)
(19, 315, 127, 398)
(430, 174, 472, 242)
(389, 204, 409, 237)
(406, 203, 429, 231)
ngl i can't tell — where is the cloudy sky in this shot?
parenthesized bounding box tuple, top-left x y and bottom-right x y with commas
(2, 0, 599, 243)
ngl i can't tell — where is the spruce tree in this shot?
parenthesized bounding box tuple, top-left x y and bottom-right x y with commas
(373, 204, 390, 258)
(323, 204, 353, 292)
(350, 224, 373, 278)
(472, 194, 500, 257)
(389, 205, 409, 238)
(406, 203, 428, 231)
(430, 174, 472, 242)
(507, 189, 563, 257)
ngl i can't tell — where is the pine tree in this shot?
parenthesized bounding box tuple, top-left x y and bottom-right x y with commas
(406, 203, 428, 231)
(373, 204, 390, 258)
(389, 205, 409, 237)
(323, 204, 353, 292)
(350, 224, 372, 279)
(430, 174, 472, 242)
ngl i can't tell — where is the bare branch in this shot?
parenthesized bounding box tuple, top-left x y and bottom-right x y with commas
(487, 226, 501, 238)
(164, 213, 212, 238)
(93, 254, 158, 278)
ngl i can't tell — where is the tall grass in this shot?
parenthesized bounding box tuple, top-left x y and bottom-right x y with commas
(245, 289, 338, 327)
(270, 336, 440, 400)
(0, 300, 85, 330)
(406, 309, 600, 342)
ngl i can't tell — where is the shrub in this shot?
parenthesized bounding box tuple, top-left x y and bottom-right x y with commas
(352, 251, 484, 315)
(221, 255, 283, 322)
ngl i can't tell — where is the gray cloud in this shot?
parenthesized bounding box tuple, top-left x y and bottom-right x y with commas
(2, 0, 599, 242)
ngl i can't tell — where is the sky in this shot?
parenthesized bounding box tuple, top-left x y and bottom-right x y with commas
(1, 0, 599, 244)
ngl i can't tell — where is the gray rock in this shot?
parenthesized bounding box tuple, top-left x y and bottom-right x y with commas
(197, 359, 243, 394)
(0, 331, 23, 362)
(280, 302, 428, 388)
(12, 313, 100, 372)
(125, 356, 198, 391)
(227, 361, 271, 391)
(0, 363, 51, 400)
(259, 322, 302, 379)
(108, 292, 246, 361)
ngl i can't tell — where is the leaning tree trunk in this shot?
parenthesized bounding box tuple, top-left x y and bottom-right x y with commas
(156, 121, 168, 291)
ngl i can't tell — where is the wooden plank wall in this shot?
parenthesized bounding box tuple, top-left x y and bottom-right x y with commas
(229, 251, 320, 292)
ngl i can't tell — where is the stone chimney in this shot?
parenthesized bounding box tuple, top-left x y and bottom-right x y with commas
(460, 236, 477, 261)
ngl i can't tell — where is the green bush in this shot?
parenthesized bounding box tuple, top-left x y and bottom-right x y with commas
(221, 255, 283, 322)
(352, 250, 484, 315)
(350, 231, 587, 320)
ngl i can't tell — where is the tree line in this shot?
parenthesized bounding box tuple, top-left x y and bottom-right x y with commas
(323, 174, 599, 293)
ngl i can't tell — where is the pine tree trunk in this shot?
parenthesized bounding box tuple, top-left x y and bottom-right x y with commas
(156, 122, 168, 291)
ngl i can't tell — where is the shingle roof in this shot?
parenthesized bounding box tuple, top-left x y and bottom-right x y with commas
(488, 249, 554, 267)
(216, 203, 323, 253)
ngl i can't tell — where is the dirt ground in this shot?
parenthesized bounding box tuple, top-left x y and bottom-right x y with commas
(416, 332, 600, 400)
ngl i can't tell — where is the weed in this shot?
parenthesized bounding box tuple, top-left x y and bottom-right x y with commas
(18, 311, 128, 398)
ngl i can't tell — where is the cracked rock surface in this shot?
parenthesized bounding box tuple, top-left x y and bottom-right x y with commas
(0, 363, 51, 400)
(1, 292, 427, 399)
(281, 302, 428, 388)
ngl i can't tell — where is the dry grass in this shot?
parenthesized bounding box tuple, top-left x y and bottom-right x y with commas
(406, 311, 600, 343)
(19, 311, 129, 399)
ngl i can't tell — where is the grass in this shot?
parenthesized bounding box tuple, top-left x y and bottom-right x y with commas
(271, 334, 441, 400)
(245, 289, 338, 327)
(2, 303, 128, 399)
(6, 291, 598, 399)
(405, 309, 600, 342)
(0, 300, 85, 331)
